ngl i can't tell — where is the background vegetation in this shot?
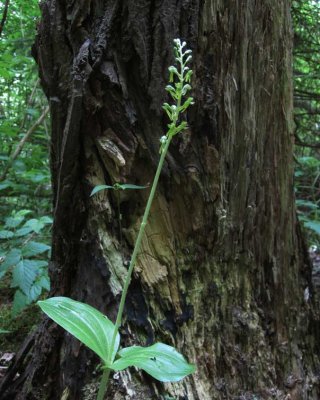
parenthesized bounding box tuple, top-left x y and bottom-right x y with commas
(0, 0, 319, 347)
(293, 0, 320, 246)
(0, 0, 51, 346)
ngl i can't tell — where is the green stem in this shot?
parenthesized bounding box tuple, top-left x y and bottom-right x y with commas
(96, 40, 187, 399)
(110, 135, 172, 348)
(96, 137, 172, 400)
(97, 368, 111, 400)
(109, 50, 183, 360)
(116, 191, 123, 248)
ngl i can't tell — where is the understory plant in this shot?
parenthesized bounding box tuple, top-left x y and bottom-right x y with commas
(295, 155, 320, 246)
(0, 210, 51, 315)
(38, 39, 195, 399)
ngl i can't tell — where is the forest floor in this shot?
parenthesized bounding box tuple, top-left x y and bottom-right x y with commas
(0, 276, 41, 380)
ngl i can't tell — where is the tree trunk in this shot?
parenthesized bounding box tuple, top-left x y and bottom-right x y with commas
(1, 1, 319, 399)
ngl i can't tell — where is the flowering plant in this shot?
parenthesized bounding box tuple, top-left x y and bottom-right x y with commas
(38, 38, 195, 400)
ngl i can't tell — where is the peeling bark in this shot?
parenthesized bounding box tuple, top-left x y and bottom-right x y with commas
(1, 1, 319, 399)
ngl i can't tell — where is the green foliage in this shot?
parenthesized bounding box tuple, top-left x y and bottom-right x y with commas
(0, 0, 51, 215)
(0, 299, 42, 352)
(0, 1, 52, 314)
(90, 183, 147, 196)
(292, 1, 320, 246)
(293, 0, 320, 143)
(38, 297, 120, 364)
(112, 343, 195, 382)
(38, 39, 195, 399)
(0, 210, 51, 315)
(294, 153, 320, 246)
(38, 297, 195, 383)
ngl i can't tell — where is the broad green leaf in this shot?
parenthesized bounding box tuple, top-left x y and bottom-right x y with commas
(23, 218, 45, 233)
(14, 226, 34, 237)
(0, 329, 10, 334)
(296, 200, 318, 210)
(90, 185, 114, 196)
(5, 215, 25, 228)
(22, 241, 51, 257)
(28, 281, 43, 302)
(16, 210, 32, 217)
(38, 274, 51, 291)
(32, 260, 48, 268)
(0, 264, 10, 280)
(112, 343, 195, 382)
(304, 221, 320, 235)
(11, 260, 40, 295)
(298, 156, 320, 167)
(294, 170, 303, 177)
(38, 297, 120, 364)
(28, 173, 47, 183)
(12, 290, 30, 316)
(0, 181, 12, 190)
(0, 249, 21, 278)
(0, 230, 14, 239)
(40, 216, 53, 224)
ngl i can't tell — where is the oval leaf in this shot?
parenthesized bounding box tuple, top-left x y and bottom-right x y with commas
(90, 185, 114, 196)
(22, 241, 51, 257)
(12, 290, 30, 316)
(40, 216, 53, 224)
(11, 260, 40, 295)
(0, 230, 14, 239)
(14, 226, 34, 237)
(0, 248, 21, 278)
(23, 218, 45, 234)
(111, 342, 195, 382)
(38, 297, 120, 364)
(304, 221, 320, 235)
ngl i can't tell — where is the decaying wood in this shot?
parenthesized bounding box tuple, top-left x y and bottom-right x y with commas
(1, 1, 319, 399)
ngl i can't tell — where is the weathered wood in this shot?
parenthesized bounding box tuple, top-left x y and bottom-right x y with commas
(1, 1, 319, 399)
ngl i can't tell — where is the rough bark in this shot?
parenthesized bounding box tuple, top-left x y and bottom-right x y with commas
(1, 1, 319, 399)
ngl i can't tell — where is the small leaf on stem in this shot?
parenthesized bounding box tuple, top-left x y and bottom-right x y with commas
(90, 185, 114, 196)
(118, 184, 147, 190)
